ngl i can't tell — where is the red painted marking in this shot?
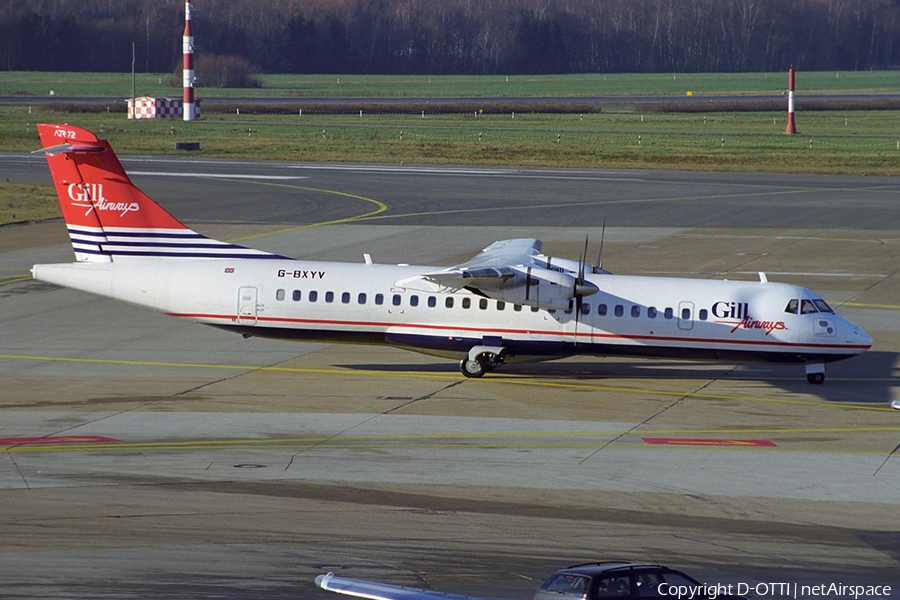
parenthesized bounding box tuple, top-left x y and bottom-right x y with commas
(642, 437, 776, 447)
(0, 436, 120, 446)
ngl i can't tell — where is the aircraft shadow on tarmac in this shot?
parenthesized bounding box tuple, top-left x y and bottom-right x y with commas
(338, 350, 899, 406)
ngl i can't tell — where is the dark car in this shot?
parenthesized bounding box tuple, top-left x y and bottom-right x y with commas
(533, 562, 747, 600)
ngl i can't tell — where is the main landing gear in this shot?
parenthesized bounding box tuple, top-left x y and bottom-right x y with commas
(805, 363, 825, 385)
(459, 345, 506, 378)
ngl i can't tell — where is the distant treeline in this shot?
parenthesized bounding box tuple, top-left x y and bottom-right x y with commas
(3, 0, 899, 76)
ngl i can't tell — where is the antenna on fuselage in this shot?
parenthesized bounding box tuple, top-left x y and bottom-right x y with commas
(593, 219, 606, 273)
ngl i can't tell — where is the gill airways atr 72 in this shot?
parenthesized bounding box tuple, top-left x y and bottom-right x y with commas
(32, 123, 871, 384)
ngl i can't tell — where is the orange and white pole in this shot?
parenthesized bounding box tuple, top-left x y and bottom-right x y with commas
(785, 65, 797, 134)
(183, 0, 195, 121)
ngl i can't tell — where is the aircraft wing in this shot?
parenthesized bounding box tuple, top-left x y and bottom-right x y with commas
(315, 573, 489, 600)
(423, 238, 543, 287)
(409, 238, 596, 310)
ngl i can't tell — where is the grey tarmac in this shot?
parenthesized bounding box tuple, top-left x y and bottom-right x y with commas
(0, 156, 898, 599)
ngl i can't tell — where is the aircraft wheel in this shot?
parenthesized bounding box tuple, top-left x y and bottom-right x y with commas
(460, 356, 487, 378)
(806, 372, 825, 385)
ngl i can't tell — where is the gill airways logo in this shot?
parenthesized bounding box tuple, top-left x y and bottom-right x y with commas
(67, 183, 140, 217)
(712, 301, 787, 335)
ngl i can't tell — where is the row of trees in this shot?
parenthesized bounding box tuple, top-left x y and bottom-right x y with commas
(3, 0, 899, 76)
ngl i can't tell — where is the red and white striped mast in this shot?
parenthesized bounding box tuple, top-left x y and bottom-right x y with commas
(785, 65, 797, 134)
(182, 0, 195, 121)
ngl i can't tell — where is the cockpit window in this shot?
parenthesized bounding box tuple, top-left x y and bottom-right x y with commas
(800, 299, 818, 314)
(813, 299, 834, 313)
(785, 299, 799, 314)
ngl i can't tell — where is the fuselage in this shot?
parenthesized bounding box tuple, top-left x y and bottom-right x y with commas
(33, 257, 872, 366)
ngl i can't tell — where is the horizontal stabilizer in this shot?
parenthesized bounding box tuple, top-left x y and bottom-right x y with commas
(33, 143, 105, 156)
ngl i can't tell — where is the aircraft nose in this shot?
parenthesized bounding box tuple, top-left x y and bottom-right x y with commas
(845, 319, 872, 351)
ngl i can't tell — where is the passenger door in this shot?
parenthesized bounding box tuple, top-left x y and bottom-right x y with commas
(237, 286, 259, 324)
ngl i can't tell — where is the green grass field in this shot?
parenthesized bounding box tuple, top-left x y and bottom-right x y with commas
(3, 106, 899, 175)
(3, 71, 899, 226)
(0, 183, 61, 224)
(3, 71, 900, 98)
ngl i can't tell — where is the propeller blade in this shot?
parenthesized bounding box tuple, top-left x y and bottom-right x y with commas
(574, 234, 590, 342)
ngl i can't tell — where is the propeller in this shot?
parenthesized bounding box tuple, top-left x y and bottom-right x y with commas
(573, 235, 590, 342)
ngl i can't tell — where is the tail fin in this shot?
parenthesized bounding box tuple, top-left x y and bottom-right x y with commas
(36, 123, 282, 262)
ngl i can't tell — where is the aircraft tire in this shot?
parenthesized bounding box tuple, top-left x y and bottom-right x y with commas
(460, 356, 487, 378)
(806, 372, 825, 385)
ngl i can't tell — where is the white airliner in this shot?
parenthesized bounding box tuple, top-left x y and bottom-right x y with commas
(32, 123, 871, 384)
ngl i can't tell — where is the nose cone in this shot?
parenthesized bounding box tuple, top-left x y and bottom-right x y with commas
(843, 317, 873, 353)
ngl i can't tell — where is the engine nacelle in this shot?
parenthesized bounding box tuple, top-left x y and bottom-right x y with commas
(469, 266, 597, 310)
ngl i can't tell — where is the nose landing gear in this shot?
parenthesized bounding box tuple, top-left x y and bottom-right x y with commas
(805, 363, 825, 385)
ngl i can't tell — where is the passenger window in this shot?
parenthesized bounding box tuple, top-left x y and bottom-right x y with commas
(479, 298, 488, 310)
(513, 304, 522, 312)
(325, 291, 334, 303)
(375, 293, 383, 305)
(785, 299, 799, 314)
(631, 306, 640, 318)
(596, 575, 631, 598)
(801, 299, 818, 314)
(292, 290, 301, 301)
(614, 305, 624, 317)
(341, 292, 350, 304)
(392, 294, 402, 306)
(497, 301, 505, 311)
(597, 304, 607, 316)
(664, 307, 673, 319)
(276, 289, 285, 301)
(462, 298, 471, 309)
(681, 307, 691, 320)
(358, 293, 367, 304)
(309, 291, 318, 302)
(428, 296, 436, 308)
(813, 299, 834, 313)
(699, 309, 708, 321)
(648, 306, 657, 318)
(445, 297, 454, 308)
(581, 302, 591, 315)
(410, 295, 419, 307)
(531, 306, 540, 312)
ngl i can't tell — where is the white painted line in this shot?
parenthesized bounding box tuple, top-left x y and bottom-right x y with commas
(735, 271, 888, 278)
(129, 171, 307, 180)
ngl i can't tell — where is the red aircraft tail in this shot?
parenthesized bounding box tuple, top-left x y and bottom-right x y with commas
(36, 123, 281, 262)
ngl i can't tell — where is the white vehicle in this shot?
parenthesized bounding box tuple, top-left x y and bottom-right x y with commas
(32, 123, 871, 384)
